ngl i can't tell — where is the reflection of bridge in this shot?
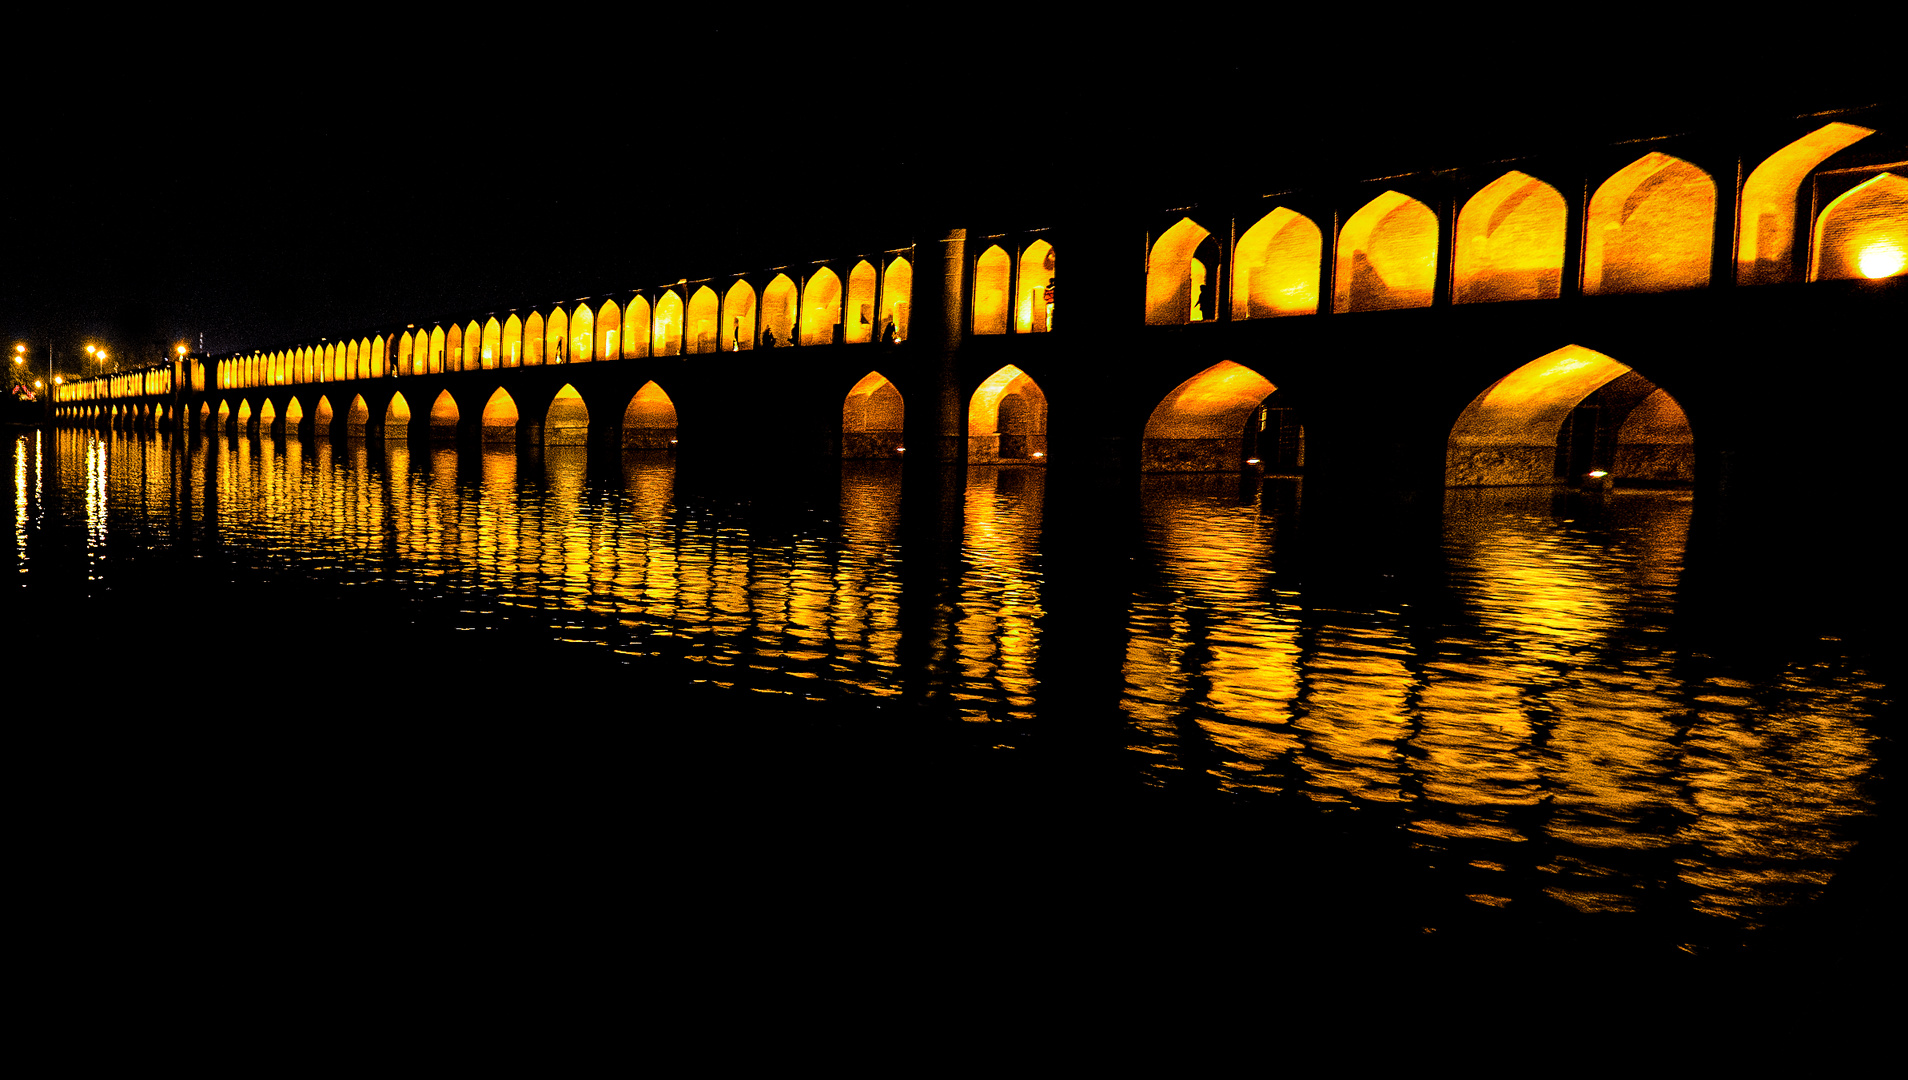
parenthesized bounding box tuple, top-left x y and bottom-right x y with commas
(56, 107, 1905, 513)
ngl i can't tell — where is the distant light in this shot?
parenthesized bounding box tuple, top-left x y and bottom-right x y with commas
(1858, 240, 1905, 279)
(1245, 457, 1261, 465)
(895, 446, 905, 453)
(1588, 470, 1609, 478)
(1032, 451, 1045, 458)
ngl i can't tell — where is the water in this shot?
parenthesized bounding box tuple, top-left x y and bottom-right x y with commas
(6, 428, 1894, 973)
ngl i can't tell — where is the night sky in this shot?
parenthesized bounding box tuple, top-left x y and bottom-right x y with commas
(3, 32, 1891, 374)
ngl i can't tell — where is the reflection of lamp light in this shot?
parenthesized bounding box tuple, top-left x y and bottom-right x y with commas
(1858, 240, 1905, 279)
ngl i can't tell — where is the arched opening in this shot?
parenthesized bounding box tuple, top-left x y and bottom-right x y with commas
(1446, 345, 1694, 487)
(1454, 172, 1566, 303)
(1016, 240, 1056, 332)
(723, 280, 757, 351)
(597, 300, 621, 361)
(545, 307, 569, 364)
(974, 245, 1011, 334)
(621, 381, 678, 449)
(428, 389, 460, 440)
(762, 275, 797, 348)
(463, 321, 481, 370)
(842, 371, 904, 458)
(1584, 153, 1716, 295)
(969, 365, 1047, 463)
(1335, 190, 1437, 312)
(372, 336, 389, 379)
(653, 291, 683, 356)
(481, 387, 519, 444)
(482, 318, 502, 369)
(524, 310, 546, 365)
(314, 395, 334, 437)
(569, 303, 594, 363)
(284, 396, 304, 437)
(545, 384, 589, 445)
(1141, 360, 1297, 473)
(1146, 218, 1215, 324)
(801, 267, 842, 345)
(1231, 209, 1320, 318)
(384, 391, 412, 440)
(502, 315, 523, 367)
(428, 325, 447, 373)
(882, 256, 912, 343)
(237, 399, 255, 435)
(624, 296, 651, 358)
(397, 332, 416, 376)
(846, 260, 877, 343)
(686, 287, 719, 354)
(1811, 172, 1908, 281)
(1739, 122, 1876, 285)
(346, 394, 370, 437)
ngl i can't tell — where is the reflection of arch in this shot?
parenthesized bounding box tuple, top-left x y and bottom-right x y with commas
(686, 286, 719, 354)
(723, 280, 757, 351)
(974, 245, 1010, 334)
(1146, 218, 1213, 324)
(481, 388, 519, 443)
(801, 267, 842, 345)
(1334, 191, 1437, 312)
(545, 384, 589, 445)
(1584, 153, 1715, 295)
(383, 391, 412, 440)
(882, 257, 912, 342)
(428, 389, 459, 440)
(1231, 210, 1319, 319)
(846, 260, 877, 343)
(763, 275, 798, 347)
(1141, 360, 1284, 473)
(842, 371, 904, 458)
(1446, 344, 1694, 486)
(622, 381, 678, 449)
(653, 291, 683, 356)
(1453, 172, 1565, 303)
(1810, 173, 1908, 281)
(1739, 122, 1875, 285)
(968, 365, 1047, 463)
(1016, 241, 1055, 332)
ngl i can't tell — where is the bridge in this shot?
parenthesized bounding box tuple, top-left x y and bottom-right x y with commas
(49, 105, 1906, 523)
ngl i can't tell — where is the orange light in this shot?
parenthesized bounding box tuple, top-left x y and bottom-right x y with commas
(1858, 240, 1905, 279)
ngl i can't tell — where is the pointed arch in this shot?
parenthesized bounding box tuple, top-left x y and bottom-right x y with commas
(723, 280, 757, 351)
(1811, 172, 1908, 281)
(1141, 360, 1283, 472)
(482, 317, 502, 369)
(597, 299, 621, 361)
(569, 303, 594, 363)
(761, 275, 798, 347)
(1584, 153, 1716, 295)
(463, 321, 481, 370)
(1016, 241, 1056, 332)
(622, 380, 679, 449)
(653, 291, 684, 356)
(314, 395, 334, 436)
(1740, 122, 1876, 285)
(524, 310, 546, 365)
(882, 256, 912, 342)
(843, 371, 904, 458)
(546, 306, 569, 364)
(346, 394, 370, 437)
(968, 365, 1048, 463)
(545, 384, 589, 445)
(481, 387, 520, 443)
(1146, 218, 1214, 324)
(1446, 344, 1694, 486)
(397, 332, 416, 376)
(1232, 209, 1320, 319)
(846, 260, 878, 343)
(624, 295, 651, 358)
(1454, 172, 1566, 303)
(974, 245, 1011, 334)
(1335, 190, 1437, 312)
(686, 286, 719, 354)
(801, 267, 843, 345)
(428, 389, 460, 440)
(383, 391, 412, 439)
(428, 325, 447, 373)
(502, 314, 523, 367)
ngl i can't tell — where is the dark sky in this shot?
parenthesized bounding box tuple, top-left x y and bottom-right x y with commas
(3, 31, 1892, 371)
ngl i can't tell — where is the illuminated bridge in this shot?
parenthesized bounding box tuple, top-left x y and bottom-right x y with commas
(54, 107, 1906, 513)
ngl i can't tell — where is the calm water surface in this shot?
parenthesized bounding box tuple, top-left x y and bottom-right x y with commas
(7, 428, 1892, 961)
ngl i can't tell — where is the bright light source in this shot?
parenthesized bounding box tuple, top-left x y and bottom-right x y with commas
(1588, 470, 1609, 478)
(1858, 240, 1905, 279)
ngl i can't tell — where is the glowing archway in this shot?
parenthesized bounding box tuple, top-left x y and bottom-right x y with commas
(801, 268, 842, 345)
(974, 245, 1010, 334)
(762, 275, 797, 348)
(686, 287, 719, 354)
(653, 291, 683, 356)
(383, 391, 413, 439)
(1739, 122, 1875, 285)
(968, 365, 1047, 463)
(1584, 153, 1715, 294)
(1146, 218, 1214, 324)
(313, 396, 333, 437)
(1446, 345, 1693, 486)
(621, 381, 678, 449)
(723, 280, 757, 351)
(846, 260, 877, 343)
(345, 394, 370, 437)
(1140, 360, 1286, 473)
(1231, 210, 1319, 319)
(1454, 172, 1565, 303)
(882, 257, 912, 342)
(1811, 172, 1908, 281)
(545, 384, 589, 445)
(428, 390, 459, 440)
(481, 387, 519, 443)
(1335, 191, 1437, 312)
(843, 372, 904, 458)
